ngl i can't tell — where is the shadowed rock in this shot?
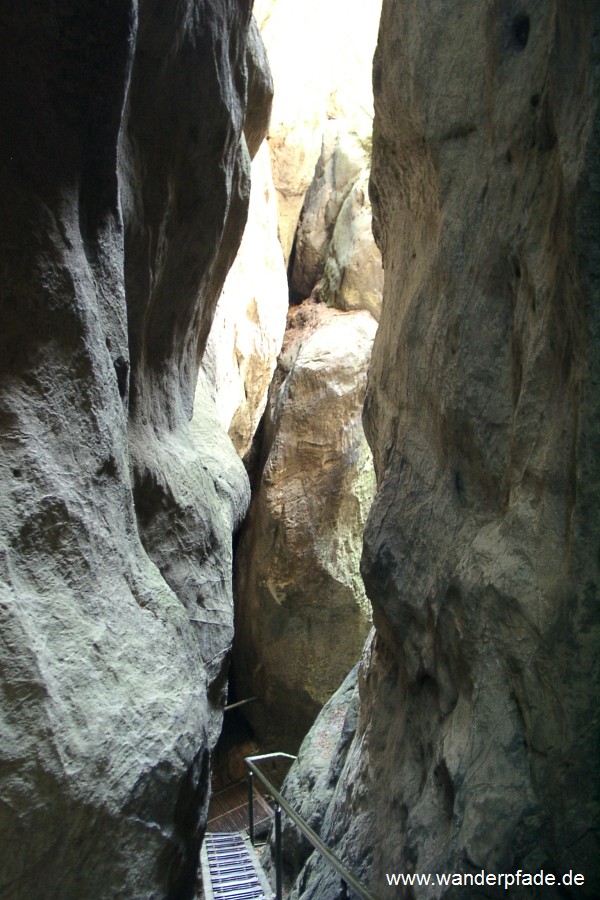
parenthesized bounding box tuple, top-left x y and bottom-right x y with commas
(0, 1, 268, 896)
(288, 1, 600, 897)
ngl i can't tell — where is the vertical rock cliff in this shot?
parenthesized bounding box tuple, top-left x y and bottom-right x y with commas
(0, 2, 265, 897)
(286, 1, 600, 897)
(197, 141, 288, 461)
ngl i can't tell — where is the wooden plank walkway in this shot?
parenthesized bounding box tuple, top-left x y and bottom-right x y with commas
(208, 780, 273, 834)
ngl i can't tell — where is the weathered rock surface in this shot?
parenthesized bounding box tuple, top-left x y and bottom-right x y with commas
(197, 21, 288, 463)
(201, 3, 383, 470)
(234, 303, 377, 752)
(290, 128, 383, 319)
(290, 1, 600, 898)
(198, 142, 289, 459)
(318, 170, 383, 319)
(254, 0, 382, 263)
(290, 127, 368, 299)
(244, 18, 274, 161)
(0, 2, 262, 897)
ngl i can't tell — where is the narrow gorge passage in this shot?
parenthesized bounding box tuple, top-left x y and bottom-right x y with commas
(0, 2, 598, 900)
(202, 0, 383, 770)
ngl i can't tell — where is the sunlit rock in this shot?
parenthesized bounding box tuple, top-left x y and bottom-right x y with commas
(315, 168, 383, 320)
(254, 0, 382, 263)
(198, 142, 288, 459)
(289, 125, 382, 321)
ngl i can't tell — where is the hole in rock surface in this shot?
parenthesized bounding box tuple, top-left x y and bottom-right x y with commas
(511, 13, 530, 51)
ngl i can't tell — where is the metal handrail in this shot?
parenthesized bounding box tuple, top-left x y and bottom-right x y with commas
(245, 753, 379, 900)
(224, 696, 258, 712)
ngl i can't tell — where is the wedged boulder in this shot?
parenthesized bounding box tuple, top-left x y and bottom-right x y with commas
(318, 170, 383, 320)
(198, 142, 289, 459)
(292, 2, 600, 898)
(290, 126, 369, 299)
(233, 303, 377, 752)
(0, 1, 260, 897)
(254, 0, 382, 263)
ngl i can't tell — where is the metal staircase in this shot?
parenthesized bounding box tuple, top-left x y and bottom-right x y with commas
(200, 752, 378, 900)
(201, 832, 274, 900)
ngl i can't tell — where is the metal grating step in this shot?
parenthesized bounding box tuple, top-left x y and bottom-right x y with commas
(201, 832, 274, 900)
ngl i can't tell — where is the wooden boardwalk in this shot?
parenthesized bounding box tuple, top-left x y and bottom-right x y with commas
(208, 780, 273, 834)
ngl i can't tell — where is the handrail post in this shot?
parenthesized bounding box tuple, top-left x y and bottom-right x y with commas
(275, 803, 283, 900)
(247, 768, 255, 845)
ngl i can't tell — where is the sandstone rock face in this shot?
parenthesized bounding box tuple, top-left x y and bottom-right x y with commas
(0, 2, 262, 897)
(290, 127, 368, 300)
(254, 0, 382, 263)
(318, 170, 383, 319)
(234, 304, 377, 752)
(289, 2, 600, 897)
(201, 0, 384, 465)
(198, 142, 289, 459)
(290, 128, 383, 319)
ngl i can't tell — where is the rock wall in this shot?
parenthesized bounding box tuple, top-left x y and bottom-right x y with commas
(0, 2, 264, 897)
(266, 661, 362, 882)
(287, 1, 600, 897)
(197, 24, 289, 462)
